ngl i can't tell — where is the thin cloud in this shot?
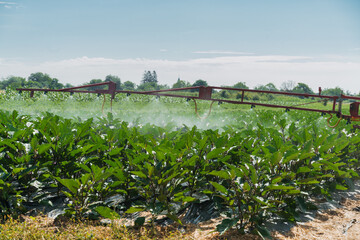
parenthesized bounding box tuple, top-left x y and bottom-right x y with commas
(0, 1, 18, 9)
(193, 51, 254, 55)
(1, 55, 359, 93)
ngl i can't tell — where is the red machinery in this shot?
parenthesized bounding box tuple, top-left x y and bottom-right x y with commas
(17, 81, 360, 128)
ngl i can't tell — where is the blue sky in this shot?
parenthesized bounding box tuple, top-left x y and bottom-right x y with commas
(0, 0, 359, 91)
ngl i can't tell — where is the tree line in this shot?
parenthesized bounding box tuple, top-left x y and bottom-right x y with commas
(0, 71, 354, 96)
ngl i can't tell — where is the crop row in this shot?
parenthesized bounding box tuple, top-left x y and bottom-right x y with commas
(0, 110, 359, 237)
(1, 88, 320, 106)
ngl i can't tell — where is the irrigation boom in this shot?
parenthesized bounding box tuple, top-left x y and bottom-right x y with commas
(17, 81, 360, 128)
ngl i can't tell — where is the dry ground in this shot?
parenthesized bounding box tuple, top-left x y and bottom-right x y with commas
(273, 194, 360, 240)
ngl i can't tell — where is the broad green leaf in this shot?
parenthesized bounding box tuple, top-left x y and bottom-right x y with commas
(334, 140, 349, 152)
(216, 219, 238, 235)
(125, 207, 145, 214)
(55, 178, 80, 195)
(108, 147, 123, 156)
(12, 167, 25, 174)
(243, 182, 251, 192)
(297, 179, 320, 185)
(207, 148, 226, 160)
(209, 170, 231, 180)
(335, 184, 348, 190)
(95, 206, 120, 219)
(267, 185, 295, 190)
(131, 171, 147, 179)
(181, 196, 196, 202)
(198, 136, 209, 151)
(297, 166, 311, 173)
(271, 176, 283, 184)
(38, 143, 52, 154)
(255, 224, 272, 239)
(1, 140, 17, 151)
(210, 181, 228, 195)
(287, 189, 301, 195)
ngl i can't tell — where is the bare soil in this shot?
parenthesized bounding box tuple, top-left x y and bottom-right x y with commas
(273, 194, 360, 240)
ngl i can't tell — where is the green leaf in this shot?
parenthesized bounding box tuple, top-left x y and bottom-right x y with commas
(297, 178, 320, 185)
(55, 178, 80, 194)
(198, 136, 209, 151)
(255, 224, 272, 239)
(243, 182, 251, 192)
(125, 207, 145, 214)
(181, 196, 196, 202)
(297, 166, 311, 173)
(80, 173, 91, 185)
(334, 140, 349, 152)
(12, 167, 25, 175)
(208, 170, 231, 180)
(279, 119, 286, 129)
(95, 206, 120, 219)
(38, 143, 52, 154)
(248, 164, 258, 184)
(207, 148, 226, 160)
(252, 196, 267, 206)
(1, 140, 17, 151)
(216, 219, 238, 235)
(335, 184, 348, 190)
(271, 176, 283, 184)
(79, 164, 91, 173)
(285, 189, 301, 195)
(167, 214, 182, 225)
(108, 147, 123, 156)
(210, 181, 228, 195)
(131, 171, 147, 179)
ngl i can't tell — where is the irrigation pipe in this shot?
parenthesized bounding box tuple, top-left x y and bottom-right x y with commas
(193, 99, 216, 120)
(327, 113, 342, 128)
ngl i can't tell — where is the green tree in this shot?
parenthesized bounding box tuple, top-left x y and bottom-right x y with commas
(172, 78, 191, 89)
(255, 83, 278, 91)
(191, 79, 208, 92)
(292, 83, 314, 94)
(137, 82, 159, 91)
(158, 84, 170, 90)
(233, 82, 249, 89)
(0, 76, 26, 89)
(321, 87, 343, 96)
(152, 71, 158, 83)
(220, 90, 229, 98)
(122, 81, 136, 91)
(192, 79, 208, 87)
(105, 75, 122, 90)
(141, 70, 158, 84)
(28, 72, 64, 89)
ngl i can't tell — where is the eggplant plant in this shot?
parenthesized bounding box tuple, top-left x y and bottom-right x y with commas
(0, 109, 359, 238)
(54, 164, 113, 220)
